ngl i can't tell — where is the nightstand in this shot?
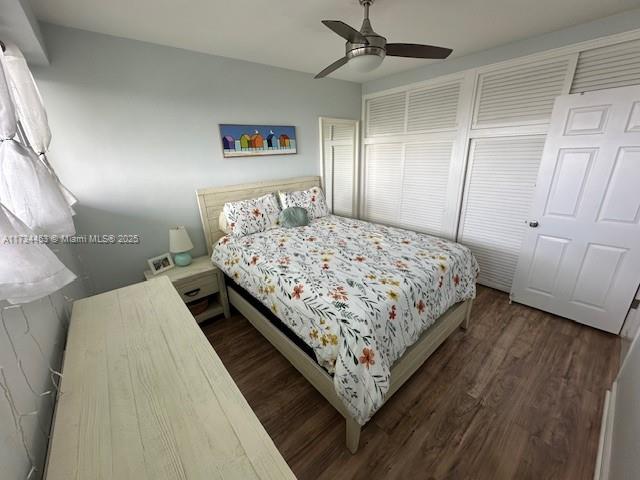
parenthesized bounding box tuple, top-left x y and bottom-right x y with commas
(144, 255, 230, 323)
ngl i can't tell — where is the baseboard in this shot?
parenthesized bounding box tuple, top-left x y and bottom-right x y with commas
(594, 383, 617, 480)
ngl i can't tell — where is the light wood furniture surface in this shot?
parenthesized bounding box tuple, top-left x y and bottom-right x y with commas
(196, 176, 321, 255)
(45, 276, 295, 480)
(205, 286, 620, 479)
(144, 255, 230, 322)
(196, 176, 473, 453)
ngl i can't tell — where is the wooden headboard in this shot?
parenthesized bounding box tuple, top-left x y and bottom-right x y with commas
(196, 176, 321, 255)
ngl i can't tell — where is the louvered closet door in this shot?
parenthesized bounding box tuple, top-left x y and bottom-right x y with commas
(473, 57, 573, 128)
(407, 82, 460, 132)
(460, 56, 574, 291)
(458, 137, 546, 292)
(331, 144, 354, 216)
(364, 144, 402, 224)
(321, 119, 358, 217)
(366, 92, 406, 136)
(363, 78, 462, 237)
(572, 39, 640, 93)
(399, 142, 453, 235)
(364, 141, 454, 235)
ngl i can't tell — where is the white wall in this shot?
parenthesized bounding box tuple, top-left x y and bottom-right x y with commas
(620, 293, 640, 364)
(606, 324, 640, 479)
(0, 246, 87, 480)
(31, 23, 362, 293)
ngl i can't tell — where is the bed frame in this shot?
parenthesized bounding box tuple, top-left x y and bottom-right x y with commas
(196, 176, 473, 453)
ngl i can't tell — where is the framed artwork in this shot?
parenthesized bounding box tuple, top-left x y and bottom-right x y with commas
(147, 253, 174, 275)
(219, 124, 297, 158)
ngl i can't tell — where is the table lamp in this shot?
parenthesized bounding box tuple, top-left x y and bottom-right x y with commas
(169, 226, 194, 266)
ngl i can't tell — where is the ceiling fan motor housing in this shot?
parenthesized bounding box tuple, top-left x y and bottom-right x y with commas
(346, 34, 386, 61)
(347, 3, 386, 61)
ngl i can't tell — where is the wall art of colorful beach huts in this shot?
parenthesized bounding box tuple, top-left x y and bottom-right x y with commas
(219, 124, 297, 158)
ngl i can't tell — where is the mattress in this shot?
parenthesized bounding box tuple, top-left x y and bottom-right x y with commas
(212, 215, 478, 424)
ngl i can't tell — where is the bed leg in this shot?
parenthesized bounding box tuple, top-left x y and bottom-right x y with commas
(462, 300, 473, 331)
(345, 417, 361, 454)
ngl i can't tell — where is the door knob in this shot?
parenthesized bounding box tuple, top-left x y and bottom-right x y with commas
(529, 221, 539, 228)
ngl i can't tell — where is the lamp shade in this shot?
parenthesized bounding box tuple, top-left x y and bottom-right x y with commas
(169, 226, 193, 253)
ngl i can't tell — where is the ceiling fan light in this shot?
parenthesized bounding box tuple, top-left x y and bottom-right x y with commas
(348, 54, 384, 72)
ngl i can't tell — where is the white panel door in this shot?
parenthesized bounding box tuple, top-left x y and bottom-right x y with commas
(511, 85, 640, 333)
(321, 118, 358, 217)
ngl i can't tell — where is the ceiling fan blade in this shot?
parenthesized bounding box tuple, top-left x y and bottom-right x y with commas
(386, 43, 452, 59)
(321, 20, 368, 44)
(315, 57, 349, 79)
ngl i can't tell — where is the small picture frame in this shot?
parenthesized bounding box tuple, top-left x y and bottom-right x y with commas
(147, 253, 174, 275)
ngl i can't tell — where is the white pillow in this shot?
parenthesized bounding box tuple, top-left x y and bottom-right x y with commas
(278, 187, 329, 220)
(222, 193, 281, 237)
(218, 211, 230, 234)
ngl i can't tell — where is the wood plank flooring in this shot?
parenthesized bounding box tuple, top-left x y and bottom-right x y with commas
(202, 286, 619, 479)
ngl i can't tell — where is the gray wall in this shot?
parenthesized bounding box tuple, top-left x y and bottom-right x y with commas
(32, 23, 362, 293)
(0, 246, 87, 480)
(364, 8, 640, 94)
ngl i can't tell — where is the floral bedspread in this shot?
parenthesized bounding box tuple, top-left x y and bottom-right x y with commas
(212, 215, 478, 425)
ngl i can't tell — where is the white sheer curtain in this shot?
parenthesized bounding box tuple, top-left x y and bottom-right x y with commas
(0, 203, 76, 303)
(0, 44, 76, 304)
(3, 42, 77, 209)
(0, 46, 75, 235)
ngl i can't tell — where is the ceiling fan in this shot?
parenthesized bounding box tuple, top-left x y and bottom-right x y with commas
(315, 0, 452, 78)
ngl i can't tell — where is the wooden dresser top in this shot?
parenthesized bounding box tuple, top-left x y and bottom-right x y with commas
(46, 276, 294, 479)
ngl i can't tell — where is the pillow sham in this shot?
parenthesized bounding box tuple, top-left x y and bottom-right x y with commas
(222, 193, 280, 237)
(278, 187, 329, 220)
(279, 206, 309, 228)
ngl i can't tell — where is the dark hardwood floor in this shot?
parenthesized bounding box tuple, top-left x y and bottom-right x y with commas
(202, 286, 620, 479)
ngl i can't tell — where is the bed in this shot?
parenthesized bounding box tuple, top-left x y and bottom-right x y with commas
(196, 176, 478, 453)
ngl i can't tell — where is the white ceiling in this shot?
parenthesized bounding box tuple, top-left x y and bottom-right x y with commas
(30, 0, 640, 82)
